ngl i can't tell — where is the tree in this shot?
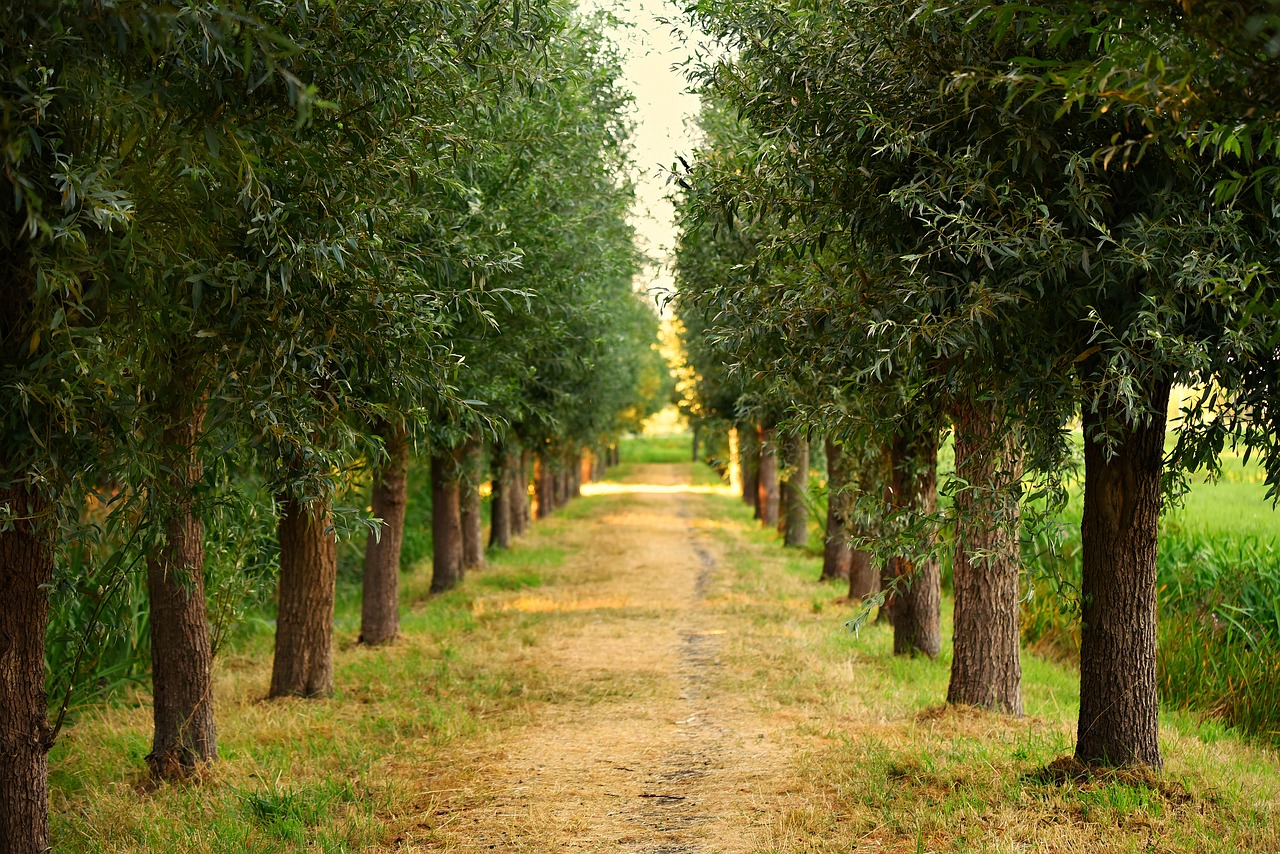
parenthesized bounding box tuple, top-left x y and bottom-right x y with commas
(780, 431, 810, 547)
(2, 2, 159, 840)
(361, 421, 408, 645)
(672, 93, 945, 655)
(821, 437, 854, 582)
(682, 0, 1280, 766)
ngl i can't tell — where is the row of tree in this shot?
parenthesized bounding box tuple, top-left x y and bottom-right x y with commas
(1, 2, 664, 851)
(672, 0, 1280, 773)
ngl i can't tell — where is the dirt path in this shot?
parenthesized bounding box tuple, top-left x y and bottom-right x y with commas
(400, 463, 801, 852)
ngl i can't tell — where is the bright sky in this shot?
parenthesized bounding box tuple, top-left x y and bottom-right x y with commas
(582, 0, 704, 308)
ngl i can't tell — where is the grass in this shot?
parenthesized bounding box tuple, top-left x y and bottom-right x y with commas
(47, 514, 578, 851)
(45, 440, 1280, 852)
(695, 485, 1280, 853)
(619, 432, 693, 464)
(1170, 451, 1280, 540)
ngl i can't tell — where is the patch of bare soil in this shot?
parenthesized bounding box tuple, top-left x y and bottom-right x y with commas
(392, 464, 800, 852)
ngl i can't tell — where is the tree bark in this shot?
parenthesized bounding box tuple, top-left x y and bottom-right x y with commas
(146, 395, 217, 779)
(849, 550, 877, 599)
(1076, 380, 1170, 769)
(360, 423, 408, 646)
(947, 396, 1024, 715)
(0, 482, 52, 854)
(757, 425, 780, 528)
(554, 465, 569, 507)
(782, 432, 810, 547)
(536, 454, 555, 518)
(516, 448, 532, 534)
(888, 427, 941, 658)
(876, 443, 896, 624)
(727, 427, 742, 495)
(740, 424, 760, 515)
(822, 437, 853, 582)
(270, 493, 337, 698)
(430, 449, 465, 594)
(822, 442, 879, 597)
(489, 447, 513, 550)
(691, 422, 700, 462)
(459, 435, 485, 571)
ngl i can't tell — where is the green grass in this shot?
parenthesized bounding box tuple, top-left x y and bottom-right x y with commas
(46, 501, 571, 852)
(618, 433, 694, 464)
(1169, 452, 1280, 539)
(696, 485, 1279, 853)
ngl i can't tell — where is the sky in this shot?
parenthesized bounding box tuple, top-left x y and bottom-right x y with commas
(582, 0, 705, 307)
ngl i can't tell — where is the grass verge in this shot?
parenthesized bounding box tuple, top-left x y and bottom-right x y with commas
(698, 486, 1280, 853)
(47, 509, 578, 852)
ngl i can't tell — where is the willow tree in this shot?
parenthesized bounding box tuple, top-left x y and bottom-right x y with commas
(672, 95, 944, 656)
(476, 13, 657, 513)
(399, 9, 659, 589)
(1, 3, 176, 842)
(684, 0, 1280, 766)
(114, 0, 534, 713)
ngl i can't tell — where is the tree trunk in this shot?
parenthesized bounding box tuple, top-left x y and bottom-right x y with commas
(1076, 380, 1170, 769)
(430, 449, 465, 594)
(757, 425, 780, 528)
(610, 445, 620, 467)
(822, 437, 853, 582)
(728, 427, 742, 495)
(270, 493, 337, 698)
(459, 435, 485, 571)
(782, 433, 810, 547)
(536, 454, 555, 518)
(146, 396, 217, 779)
(849, 550, 877, 600)
(691, 422, 700, 462)
(875, 443, 896, 624)
(580, 447, 593, 487)
(740, 424, 760, 514)
(0, 482, 52, 854)
(554, 465, 568, 507)
(489, 448, 513, 550)
(516, 448, 532, 533)
(888, 427, 941, 658)
(360, 423, 408, 646)
(947, 396, 1024, 715)
(571, 450, 582, 498)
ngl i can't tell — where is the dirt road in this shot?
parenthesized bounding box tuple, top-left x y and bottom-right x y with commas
(404, 463, 806, 852)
